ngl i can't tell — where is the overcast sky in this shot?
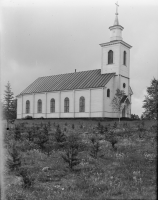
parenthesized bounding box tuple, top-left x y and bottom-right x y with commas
(1, 0, 158, 117)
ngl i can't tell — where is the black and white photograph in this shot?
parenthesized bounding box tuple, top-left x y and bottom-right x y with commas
(0, 0, 157, 199)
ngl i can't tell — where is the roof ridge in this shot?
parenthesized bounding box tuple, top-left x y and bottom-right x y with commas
(38, 69, 101, 79)
(17, 71, 116, 96)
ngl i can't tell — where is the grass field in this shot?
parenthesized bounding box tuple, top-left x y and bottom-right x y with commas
(3, 119, 157, 200)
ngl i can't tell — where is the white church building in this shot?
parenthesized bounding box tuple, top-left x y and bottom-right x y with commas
(17, 6, 133, 119)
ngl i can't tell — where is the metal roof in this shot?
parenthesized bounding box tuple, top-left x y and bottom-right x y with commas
(18, 69, 115, 96)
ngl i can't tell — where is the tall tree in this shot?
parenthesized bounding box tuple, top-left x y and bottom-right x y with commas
(142, 78, 158, 120)
(3, 82, 16, 123)
(111, 89, 126, 124)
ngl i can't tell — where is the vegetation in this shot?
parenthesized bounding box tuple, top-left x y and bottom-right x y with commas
(131, 114, 140, 120)
(111, 89, 126, 124)
(4, 119, 157, 200)
(62, 134, 80, 170)
(3, 82, 17, 126)
(142, 77, 158, 120)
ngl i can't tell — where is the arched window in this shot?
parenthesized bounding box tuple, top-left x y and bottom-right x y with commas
(123, 51, 126, 66)
(26, 100, 30, 114)
(107, 89, 110, 97)
(108, 50, 113, 64)
(64, 97, 69, 113)
(79, 96, 85, 112)
(50, 98, 55, 113)
(37, 99, 42, 113)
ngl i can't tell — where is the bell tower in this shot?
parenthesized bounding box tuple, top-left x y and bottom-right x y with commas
(100, 2, 132, 95)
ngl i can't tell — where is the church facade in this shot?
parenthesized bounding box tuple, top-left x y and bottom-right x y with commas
(16, 7, 133, 119)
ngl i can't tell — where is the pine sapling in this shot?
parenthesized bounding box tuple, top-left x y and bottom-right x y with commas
(18, 167, 34, 188)
(55, 126, 66, 144)
(90, 135, 101, 159)
(7, 143, 21, 171)
(62, 134, 80, 170)
(27, 128, 33, 141)
(34, 129, 49, 152)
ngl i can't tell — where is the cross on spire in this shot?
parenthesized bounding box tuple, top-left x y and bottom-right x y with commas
(115, 1, 119, 15)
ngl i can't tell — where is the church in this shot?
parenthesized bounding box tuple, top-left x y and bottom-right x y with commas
(16, 5, 133, 119)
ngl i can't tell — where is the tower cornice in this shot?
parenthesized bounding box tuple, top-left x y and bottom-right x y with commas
(99, 40, 132, 49)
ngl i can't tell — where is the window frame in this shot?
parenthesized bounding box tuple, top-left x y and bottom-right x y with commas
(107, 89, 110, 98)
(64, 97, 69, 113)
(123, 51, 127, 66)
(108, 50, 113, 64)
(79, 96, 85, 112)
(26, 100, 30, 114)
(37, 99, 42, 113)
(50, 98, 55, 113)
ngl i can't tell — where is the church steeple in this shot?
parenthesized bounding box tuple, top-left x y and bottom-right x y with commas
(109, 2, 124, 41)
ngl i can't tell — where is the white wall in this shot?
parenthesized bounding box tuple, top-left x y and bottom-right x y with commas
(60, 90, 74, 118)
(33, 93, 46, 118)
(47, 92, 60, 118)
(101, 43, 120, 74)
(101, 43, 130, 78)
(91, 89, 103, 117)
(17, 97, 22, 119)
(120, 44, 130, 78)
(120, 76, 129, 95)
(17, 77, 131, 119)
(75, 90, 90, 118)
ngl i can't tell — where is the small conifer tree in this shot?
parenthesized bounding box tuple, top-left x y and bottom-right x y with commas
(62, 134, 80, 170)
(54, 126, 66, 143)
(7, 143, 21, 171)
(18, 167, 34, 188)
(89, 135, 101, 159)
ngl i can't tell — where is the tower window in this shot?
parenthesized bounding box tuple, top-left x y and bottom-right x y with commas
(26, 100, 30, 114)
(50, 98, 55, 113)
(37, 99, 42, 113)
(79, 96, 85, 112)
(107, 89, 110, 97)
(123, 83, 126, 88)
(108, 50, 113, 64)
(123, 51, 126, 66)
(64, 97, 69, 113)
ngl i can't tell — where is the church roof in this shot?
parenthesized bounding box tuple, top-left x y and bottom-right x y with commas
(18, 69, 115, 96)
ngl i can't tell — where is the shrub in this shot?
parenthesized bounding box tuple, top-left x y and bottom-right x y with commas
(25, 115, 32, 119)
(54, 126, 66, 144)
(105, 130, 118, 150)
(43, 140, 54, 157)
(33, 129, 49, 152)
(61, 134, 80, 170)
(80, 124, 83, 129)
(14, 126, 21, 140)
(18, 167, 35, 188)
(113, 122, 117, 129)
(89, 135, 101, 159)
(7, 143, 21, 171)
(46, 121, 51, 131)
(26, 128, 34, 141)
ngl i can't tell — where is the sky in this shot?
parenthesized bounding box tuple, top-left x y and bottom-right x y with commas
(1, 0, 158, 117)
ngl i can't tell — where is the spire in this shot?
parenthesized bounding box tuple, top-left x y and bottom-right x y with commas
(114, 1, 119, 25)
(109, 1, 124, 41)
